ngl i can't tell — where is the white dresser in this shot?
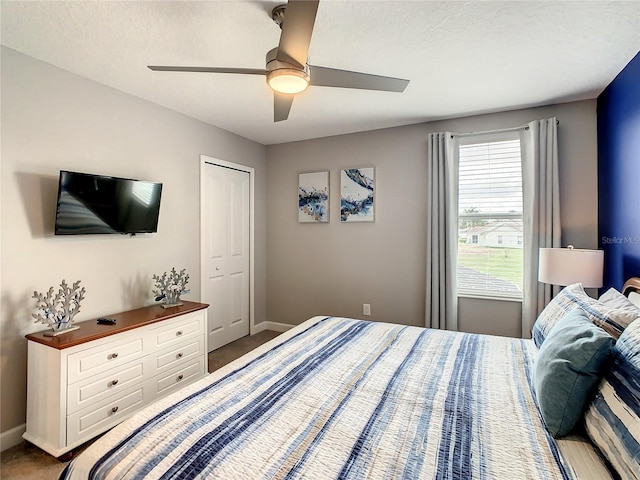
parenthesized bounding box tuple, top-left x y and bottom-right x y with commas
(23, 301, 208, 457)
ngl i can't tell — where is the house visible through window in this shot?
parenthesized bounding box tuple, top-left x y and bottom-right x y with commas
(457, 134, 523, 300)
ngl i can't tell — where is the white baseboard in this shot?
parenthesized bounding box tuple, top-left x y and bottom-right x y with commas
(253, 321, 293, 334)
(1, 424, 25, 452)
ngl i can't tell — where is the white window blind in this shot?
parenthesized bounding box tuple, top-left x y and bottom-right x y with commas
(457, 137, 523, 300)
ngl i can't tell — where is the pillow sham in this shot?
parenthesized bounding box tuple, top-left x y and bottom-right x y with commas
(599, 287, 640, 318)
(584, 318, 640, 480)
(532, 283, 637, 348)
(533, 308, 615, 438)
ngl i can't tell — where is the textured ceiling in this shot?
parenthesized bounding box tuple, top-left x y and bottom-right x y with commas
(2, 1, 639, 145)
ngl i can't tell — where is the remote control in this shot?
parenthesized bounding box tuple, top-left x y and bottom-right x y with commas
(97, 317, 117, 325)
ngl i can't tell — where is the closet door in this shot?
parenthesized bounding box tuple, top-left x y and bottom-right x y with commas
(202, 162, 250, 351)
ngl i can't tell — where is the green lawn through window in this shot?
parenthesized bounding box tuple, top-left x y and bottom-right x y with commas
(458, 243, 524, 291)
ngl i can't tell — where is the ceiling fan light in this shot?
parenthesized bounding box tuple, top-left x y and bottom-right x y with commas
(267, 68, 310, 94)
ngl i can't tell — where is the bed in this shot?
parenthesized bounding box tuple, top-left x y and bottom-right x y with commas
(60, 281, 640, 479)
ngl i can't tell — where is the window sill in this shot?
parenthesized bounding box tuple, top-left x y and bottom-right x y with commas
(457, 292, 522, 303)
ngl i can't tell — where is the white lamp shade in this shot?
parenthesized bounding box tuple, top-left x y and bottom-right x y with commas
(538, 247, 604, 288)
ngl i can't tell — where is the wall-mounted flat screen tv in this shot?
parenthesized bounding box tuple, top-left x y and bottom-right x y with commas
(54, 170, 163, 235)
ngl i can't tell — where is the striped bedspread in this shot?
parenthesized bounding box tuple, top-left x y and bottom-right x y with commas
(61, 316, 578, 479)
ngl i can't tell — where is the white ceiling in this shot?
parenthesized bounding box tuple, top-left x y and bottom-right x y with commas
(2, 1, 639, 145)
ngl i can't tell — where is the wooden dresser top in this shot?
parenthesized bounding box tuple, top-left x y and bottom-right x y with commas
(25, 301, 209, 350)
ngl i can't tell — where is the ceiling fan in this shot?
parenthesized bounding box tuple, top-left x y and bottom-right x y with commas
(148, 0, 409, 122)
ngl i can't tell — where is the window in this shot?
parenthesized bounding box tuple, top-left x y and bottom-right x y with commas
(457, 134, 523, 300)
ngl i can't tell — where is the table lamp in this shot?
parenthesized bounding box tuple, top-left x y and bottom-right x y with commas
(538, 245, 604, 288)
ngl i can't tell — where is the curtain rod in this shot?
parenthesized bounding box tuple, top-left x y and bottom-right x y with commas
(452, 119, 559, 138)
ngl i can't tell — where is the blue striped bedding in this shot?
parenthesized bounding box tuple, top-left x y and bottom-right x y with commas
(61, 316, 582, 479)
(584, 318, 640, 479)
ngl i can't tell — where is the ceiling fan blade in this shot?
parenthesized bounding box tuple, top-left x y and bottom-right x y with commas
(276, 0, 319, 69)
(309, 65, 409, 92)
(274, 92, 295, 122)
(148, 66, 267, 75)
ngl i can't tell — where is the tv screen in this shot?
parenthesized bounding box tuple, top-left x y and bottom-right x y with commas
(54, 171, 163, 235)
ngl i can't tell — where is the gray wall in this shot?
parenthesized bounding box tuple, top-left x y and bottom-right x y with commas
(266, 100, 598, 337)
(0, 47, 267, 437)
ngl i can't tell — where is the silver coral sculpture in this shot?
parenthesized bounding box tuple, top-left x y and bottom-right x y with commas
(32, 280, 86, 335)
(152, 267, 190, 308)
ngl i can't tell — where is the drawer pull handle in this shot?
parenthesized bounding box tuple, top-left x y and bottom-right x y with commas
(109, 353, 119, 359)
(111, 406, 119, 414)
(110, 379, 119, 386)
(176, 331, 183, 336)
(176, 353, 183, 359)
(177, 375, 184, 381)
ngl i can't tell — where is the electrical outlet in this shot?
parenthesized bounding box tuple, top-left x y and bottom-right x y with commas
(363, 304, 371, 316)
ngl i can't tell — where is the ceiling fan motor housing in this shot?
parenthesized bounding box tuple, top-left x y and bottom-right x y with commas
(265, 47, 310, 94)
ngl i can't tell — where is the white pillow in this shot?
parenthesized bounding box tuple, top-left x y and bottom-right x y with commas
(598, 288, 640, 319)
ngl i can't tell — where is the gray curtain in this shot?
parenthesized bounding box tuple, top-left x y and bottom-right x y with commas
(521, 117, 561, 338)
(426, 132, 459, 330)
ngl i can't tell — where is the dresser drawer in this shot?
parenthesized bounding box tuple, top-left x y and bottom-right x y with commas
(150, 311, 205, 351)
(67, 357, 152, 415)
(67, 385, 149, 446)
(153, 336, 204, 375)
(153, 358, 205, 398)
(67, 335, 145, 384)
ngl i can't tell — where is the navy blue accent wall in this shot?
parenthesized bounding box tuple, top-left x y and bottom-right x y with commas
(598, 51, 640, 291)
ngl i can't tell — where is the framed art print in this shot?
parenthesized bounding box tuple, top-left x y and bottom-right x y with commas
(341, 167, 375, 222)
(298, 171, 329, 223)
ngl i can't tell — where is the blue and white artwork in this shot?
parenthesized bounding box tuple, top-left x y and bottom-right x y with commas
(298, 171, 329, 223)
(341, 167, 375, 222)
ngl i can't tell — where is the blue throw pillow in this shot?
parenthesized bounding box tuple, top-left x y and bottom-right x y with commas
(533, 308, 615, 438)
